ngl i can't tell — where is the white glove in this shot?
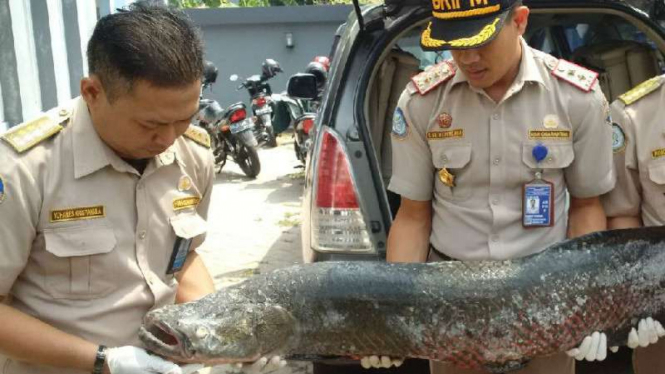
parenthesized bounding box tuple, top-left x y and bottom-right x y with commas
(627, 317, 665, 349)
(566, 331, 610, 362)
(179, 364, 205, 374)
(235, 356, 287, 373)
(360, 356, 404, 369)
(106, 346, 183, 374)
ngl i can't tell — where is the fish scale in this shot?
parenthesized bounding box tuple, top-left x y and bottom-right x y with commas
(140, 226, 665, 372)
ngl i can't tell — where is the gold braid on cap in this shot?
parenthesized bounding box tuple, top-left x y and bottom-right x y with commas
(421, 17, 500, 48)
(433, 4, 500, 20)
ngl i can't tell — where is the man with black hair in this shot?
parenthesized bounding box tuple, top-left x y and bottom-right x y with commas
(374, 0, 656, 373)
(0, 3, 283, 374)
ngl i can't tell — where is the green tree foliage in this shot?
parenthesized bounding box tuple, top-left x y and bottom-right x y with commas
(169, 0, 380, 7)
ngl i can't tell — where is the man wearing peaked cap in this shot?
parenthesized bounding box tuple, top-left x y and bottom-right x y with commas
(421, 0, 518, 51)
(373, 0, 657, 372)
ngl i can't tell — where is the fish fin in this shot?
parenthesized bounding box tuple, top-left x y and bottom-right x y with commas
(484, 360, 529, 373)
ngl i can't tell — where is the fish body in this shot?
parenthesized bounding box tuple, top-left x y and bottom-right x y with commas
(140, 227, 665, 371)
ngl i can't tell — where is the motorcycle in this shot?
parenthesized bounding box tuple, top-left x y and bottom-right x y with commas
(197, 62, 261, 178)
(230, 59, 283, 148)
(276, 57, 329, 164)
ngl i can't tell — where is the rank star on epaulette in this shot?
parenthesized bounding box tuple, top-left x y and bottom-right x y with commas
(183, 126, 211, 148)
(411, 61, 456, 95)
(618, 76, 664, 106)
(552, 59, 598, 92)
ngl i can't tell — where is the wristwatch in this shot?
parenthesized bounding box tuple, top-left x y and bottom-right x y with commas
(92, 345, 107, 374)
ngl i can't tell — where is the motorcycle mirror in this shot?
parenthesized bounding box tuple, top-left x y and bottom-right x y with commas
(287, 73, 318, 101)
(230, 74, 239, 82)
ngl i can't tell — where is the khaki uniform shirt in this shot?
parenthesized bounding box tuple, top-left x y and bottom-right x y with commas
(389, 40, 615, 261)
(602, 75, 665, 226)
(0, 97, 215, 374)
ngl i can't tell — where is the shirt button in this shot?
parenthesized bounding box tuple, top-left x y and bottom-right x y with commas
(493, 157, 501, 165)
(139, 231, 147, 240)
(492, 114, 500, 120)
(441, 155, 449, 163)
(491, 235, 499, 242)
(491, 199, 499, 205)
(137, 183, 144, 190)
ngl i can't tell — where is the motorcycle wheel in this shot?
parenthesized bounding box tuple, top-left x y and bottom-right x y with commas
(266, 126, 278, 148)
(237, 144, 261, 178)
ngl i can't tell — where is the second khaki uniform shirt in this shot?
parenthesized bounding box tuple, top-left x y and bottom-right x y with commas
(389, 39, 615, 261)
(602, 75, 665, 226)
(0, 97, 215, 374)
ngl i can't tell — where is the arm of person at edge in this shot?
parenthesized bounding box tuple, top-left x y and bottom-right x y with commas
(357, 198, 432, 369)
(175, 251, 215, 304)
(565, 197, 665, 361)
(0, 296, 106, 372)
(0, 258, 214, 374)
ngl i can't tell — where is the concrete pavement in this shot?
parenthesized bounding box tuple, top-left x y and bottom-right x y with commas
(197, 132, 311, 374)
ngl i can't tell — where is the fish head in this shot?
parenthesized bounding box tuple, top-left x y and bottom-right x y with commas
(140, 301, 295, 364)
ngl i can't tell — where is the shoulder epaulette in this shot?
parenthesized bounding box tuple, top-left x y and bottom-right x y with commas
(410, 61, 456, 96)
(1, 106, 72, 153)
(551, 59, 598, 92)
(618, 76, 663, 106)
(183, 125, 211, 149)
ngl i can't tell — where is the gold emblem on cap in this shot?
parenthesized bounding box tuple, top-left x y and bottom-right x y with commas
(543, 115, 559, 129)
(421, 18, 500, 49)
(438, 168, 455, 187)
(178, 176, 192, 192)
(438, 113, 453, 128)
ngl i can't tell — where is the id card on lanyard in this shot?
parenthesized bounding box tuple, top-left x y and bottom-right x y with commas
(523, 144, 554, 228)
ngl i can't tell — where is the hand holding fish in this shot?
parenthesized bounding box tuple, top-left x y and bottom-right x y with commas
(236, 356, 287, 373)
(627, 317, 665, 348)
(106, 346, 183, 374)
(566, 317, 665, 362)
(360, 355, 403, 369)
(565, 332, 609, 361)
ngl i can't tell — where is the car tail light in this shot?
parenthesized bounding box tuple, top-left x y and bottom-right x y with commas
(252, 97, 267, 107)
(230, 108, 246, 123)
(311, 127, 372, 252)
(301, 118, 314, 135)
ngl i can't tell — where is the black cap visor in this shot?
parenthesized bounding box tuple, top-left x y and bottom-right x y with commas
(421, 11, 510, 51)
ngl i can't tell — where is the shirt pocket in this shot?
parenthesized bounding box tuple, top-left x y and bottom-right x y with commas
(43, 226, 117, 300)
(645, 161, 665, 207)
(432, 142, 473, 200)
(521, 142, 575, 181)
(169, 213, 207, 240)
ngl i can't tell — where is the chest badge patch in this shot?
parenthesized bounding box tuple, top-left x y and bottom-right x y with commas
(173, 196, 201, 211)
(392, 108, 409, 139)
(50, 205, 105, 223)
(437, 113, 453, 128)
(543, 115, 559, 129)
(0, 176, 5, 204)
(652, 148, 665, 159)
(612, 123, 626, 154)
(178, 176, 193, 192)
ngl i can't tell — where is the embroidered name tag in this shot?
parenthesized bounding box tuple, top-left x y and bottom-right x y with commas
(528, 130, 571, 140)
(653, 149, 665, 159)
(50, 205, 105, 222)
(173, 196, 201, 211)
(427, 129, 464, 140)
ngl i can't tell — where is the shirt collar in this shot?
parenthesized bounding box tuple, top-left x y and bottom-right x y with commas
(73, 98, 185, 179)
(73, 98, 116, 179)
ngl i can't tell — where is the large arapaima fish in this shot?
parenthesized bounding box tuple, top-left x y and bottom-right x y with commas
(139, 227, 665, 372)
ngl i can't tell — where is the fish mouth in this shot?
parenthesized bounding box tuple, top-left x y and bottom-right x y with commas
(139, 320, 193, 361)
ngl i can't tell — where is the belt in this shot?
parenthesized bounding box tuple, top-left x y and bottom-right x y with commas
(429, 245, 457, 261)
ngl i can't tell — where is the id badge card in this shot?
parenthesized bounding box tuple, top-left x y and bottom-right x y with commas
(522, 178, 554, 228)
(166, 236, 192, 274)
